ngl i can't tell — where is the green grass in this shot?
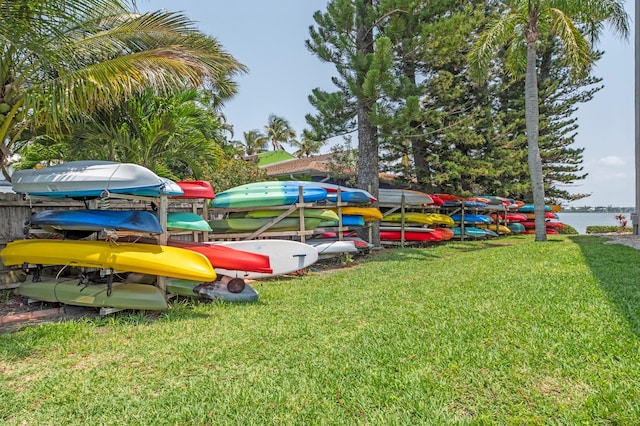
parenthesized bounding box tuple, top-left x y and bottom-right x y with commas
(2, 235, 640, 424)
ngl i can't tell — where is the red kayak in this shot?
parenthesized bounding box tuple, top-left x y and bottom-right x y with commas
(427, 194, 444, 206)
(523, 212, 556, 220)
(431, 227, 454, 241)
(433, 193, 462, 201)
(491, 213, 528, 222)
(524, 229, 560, 234)
(117, 236, 272, 273)
(380, 229, 443, 242)
(173, 180, 216, 199)
(520, 221, 565, 229)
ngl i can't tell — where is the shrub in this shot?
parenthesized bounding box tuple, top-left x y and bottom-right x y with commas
(586, 225, 632, 234)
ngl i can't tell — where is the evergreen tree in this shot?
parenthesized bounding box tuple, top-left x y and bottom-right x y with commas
(307, 0, 387, 245)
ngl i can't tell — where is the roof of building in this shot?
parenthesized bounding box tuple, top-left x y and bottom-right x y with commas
(259, 153, 341, 177)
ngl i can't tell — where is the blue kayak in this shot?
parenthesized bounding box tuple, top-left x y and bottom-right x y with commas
(320, 214, 366, 227)
(518, 204, 552, 212)
(452, 227, 488, 238)
(30, 209, 163, 234)
(449, 213, 493, 224)
(211, 181, 328, 208)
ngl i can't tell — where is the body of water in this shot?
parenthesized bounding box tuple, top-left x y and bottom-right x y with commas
(556, 212, 626, 234)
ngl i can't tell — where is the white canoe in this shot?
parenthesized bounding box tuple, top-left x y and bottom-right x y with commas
(307, 240, 358, 259)
(11, 161, 182, 198)
(378, 188, 434, 206)
(211, 240, 319, 279)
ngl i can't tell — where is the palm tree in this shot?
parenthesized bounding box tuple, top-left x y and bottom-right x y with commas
(264, 114, 296, 151)
(469, 0, 628, 241)
(236, 130, 268, 156)
(61, 89, 225, 179)
(1, 0, 246, 179)
(288, 130, 327, 158)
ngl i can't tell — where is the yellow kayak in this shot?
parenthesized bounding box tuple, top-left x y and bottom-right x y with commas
(382, 212, 434, 225)
(476, 224, 512, 234)
(424, 213, 455, 226)
(244, 208, 339, 222)
(1, 239, 216, 282)
(331, 206, 383, 222)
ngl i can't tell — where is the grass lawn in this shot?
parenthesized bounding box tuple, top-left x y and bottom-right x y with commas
(2, 235, 640, 424)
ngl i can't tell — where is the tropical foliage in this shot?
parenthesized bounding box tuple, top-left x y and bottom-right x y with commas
(1, 0, 246, 179)
(235, 130, 269, 156)
(16, 89, 229, 180)
(263, 114, 297, 151)
(288, 130, 327, 158)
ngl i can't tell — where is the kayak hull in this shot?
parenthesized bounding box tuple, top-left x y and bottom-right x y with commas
(29, 209, 163, 234)
(378, 188, 433, 206)
(167, 279, 259, 303)
(167, 212, 212, 231)
(379, 227, 443, 242)
(209, 217, 323, 232)
(172, 181, 215, 199)
(17, 279, 168, 310)
(0, 239, 216, 282)
(11, 161, 173, 198)
(211, 181, 327, 208)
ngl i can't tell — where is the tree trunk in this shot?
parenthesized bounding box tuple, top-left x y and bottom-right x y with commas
(356, 0, 380, 246)
(525, 41, 547, 242)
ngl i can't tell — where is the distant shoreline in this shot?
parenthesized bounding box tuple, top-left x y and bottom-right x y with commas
(561, 208, 634, 213)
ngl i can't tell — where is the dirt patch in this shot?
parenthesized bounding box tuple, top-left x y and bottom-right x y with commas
(0, 290, 100, 332)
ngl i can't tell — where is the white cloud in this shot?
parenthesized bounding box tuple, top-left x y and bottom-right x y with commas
(598, 156, 626, 166)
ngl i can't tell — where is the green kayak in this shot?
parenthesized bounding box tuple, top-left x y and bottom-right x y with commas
(17, 279, 168, 310)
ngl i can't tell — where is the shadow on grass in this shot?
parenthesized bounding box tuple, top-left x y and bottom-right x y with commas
(0, 297, 265, 360)
(363, 246, 442, 263)
(444, 239, 521, 253)
(571, 235, 640, 335)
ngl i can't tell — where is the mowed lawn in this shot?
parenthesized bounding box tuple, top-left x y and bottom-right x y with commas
(2, 235, 640, 424)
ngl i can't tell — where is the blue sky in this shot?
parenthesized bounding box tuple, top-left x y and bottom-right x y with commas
(141, 0, 636, 207)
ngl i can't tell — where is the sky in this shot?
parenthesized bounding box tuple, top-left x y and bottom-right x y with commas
(140, 0, 636, 207)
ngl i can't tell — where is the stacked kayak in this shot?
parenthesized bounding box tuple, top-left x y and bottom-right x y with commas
(244, 208, 339, 222)
(0, 239, 217, 282)
(378, 188, 434, 206)
(209, 217, 324, 233)
(449, 213, 493, 224)
(166, 279, 259, 303)
(12, 161, 183, 198)
(212, 240, 319, 280)
(167, 212, 212, 232)
(382, 212, 434, 225)
(432, 227, 454, 241)
(329, 206, 383, 222)
(172, 180, 215, 199)
(307, 240, 358, 259)
(314, 182, 376, 204)
(29, 209, 163, 234)
(17, 279, 168, 311)
(452, 227, 490, 239)
(211, 181, 328, 208)
(379, 227, 443, 242)
(475, 223, 512, 234)
(320, 215, 365, 227)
